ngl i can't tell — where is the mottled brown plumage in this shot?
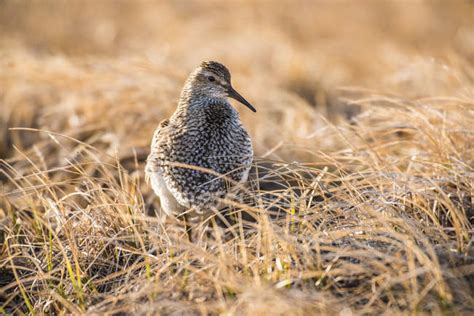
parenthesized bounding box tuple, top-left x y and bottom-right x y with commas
(145, 61, 255, 217)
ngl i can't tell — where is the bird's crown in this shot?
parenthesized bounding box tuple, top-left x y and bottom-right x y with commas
(199, 61, 231, 83)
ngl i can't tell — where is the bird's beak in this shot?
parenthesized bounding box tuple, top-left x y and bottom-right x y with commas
(227, 86, 256, 112)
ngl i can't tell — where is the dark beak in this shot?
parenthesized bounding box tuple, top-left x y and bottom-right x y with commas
(227, 86, 256, 112)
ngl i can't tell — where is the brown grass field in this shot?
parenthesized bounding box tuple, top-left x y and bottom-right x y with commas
(1, 1, 473, 314)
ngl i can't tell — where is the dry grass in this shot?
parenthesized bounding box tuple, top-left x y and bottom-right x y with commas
(1, 1, 473, 314)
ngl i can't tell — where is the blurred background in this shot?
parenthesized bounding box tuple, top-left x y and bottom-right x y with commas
(1, 0, 473, 162)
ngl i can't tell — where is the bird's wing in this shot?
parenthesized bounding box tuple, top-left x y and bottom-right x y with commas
(145, 119, 170, 183)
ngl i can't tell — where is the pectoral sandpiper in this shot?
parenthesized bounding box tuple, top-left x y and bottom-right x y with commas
(145, 61, 256, 226)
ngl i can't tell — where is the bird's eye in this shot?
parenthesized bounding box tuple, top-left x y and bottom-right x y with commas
(208, 76, 215, 82)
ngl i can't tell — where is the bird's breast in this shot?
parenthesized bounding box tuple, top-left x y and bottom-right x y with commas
(160, 105, 253, 207)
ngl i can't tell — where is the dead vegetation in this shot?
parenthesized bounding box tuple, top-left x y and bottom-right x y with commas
(0, 1, 473, 314)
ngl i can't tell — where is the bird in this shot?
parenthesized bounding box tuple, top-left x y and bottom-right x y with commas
(145, 61, 256, 226)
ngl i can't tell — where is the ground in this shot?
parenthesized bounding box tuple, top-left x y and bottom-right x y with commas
(0, 1, 473, 314)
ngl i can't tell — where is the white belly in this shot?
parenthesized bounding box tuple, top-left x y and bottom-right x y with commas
(150, 171, 186, 216)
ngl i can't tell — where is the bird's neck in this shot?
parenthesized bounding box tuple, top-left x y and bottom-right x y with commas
(179, 91, 222, 108)
(177, 85, 228, 112)
(171, 92, 236, 127)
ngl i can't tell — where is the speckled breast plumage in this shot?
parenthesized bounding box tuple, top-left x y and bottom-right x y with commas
(147, 99, 253, 212)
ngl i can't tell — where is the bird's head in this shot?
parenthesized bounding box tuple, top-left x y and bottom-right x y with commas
(184, 61, 256, 112)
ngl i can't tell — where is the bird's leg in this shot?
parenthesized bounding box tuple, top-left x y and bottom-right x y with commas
(210, 212, 224, 246)
(185, 213, 193, 242)
(177, 211, 193, 242)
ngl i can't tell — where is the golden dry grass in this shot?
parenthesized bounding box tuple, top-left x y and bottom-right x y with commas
(1, 1, 473, 314)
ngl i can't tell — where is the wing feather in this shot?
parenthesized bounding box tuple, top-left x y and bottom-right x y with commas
(145, 119, 170, 183)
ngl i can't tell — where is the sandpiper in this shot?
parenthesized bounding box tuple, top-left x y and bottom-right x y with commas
(145, 61, 256, 222)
